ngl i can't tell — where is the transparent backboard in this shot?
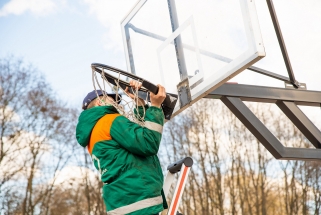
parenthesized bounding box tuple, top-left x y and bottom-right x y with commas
(121, 0, 265, 117)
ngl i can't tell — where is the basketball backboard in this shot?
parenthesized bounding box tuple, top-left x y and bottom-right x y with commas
(121, 0, 265, 118)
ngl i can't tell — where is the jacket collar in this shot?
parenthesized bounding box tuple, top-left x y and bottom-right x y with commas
(76, 105, 119, 147)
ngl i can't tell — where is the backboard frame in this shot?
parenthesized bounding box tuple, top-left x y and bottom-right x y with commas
(121, 0, 266, 118)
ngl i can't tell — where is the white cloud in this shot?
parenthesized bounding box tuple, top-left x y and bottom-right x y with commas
(0, 0, 57, 17)
(82, 0, 135, 51)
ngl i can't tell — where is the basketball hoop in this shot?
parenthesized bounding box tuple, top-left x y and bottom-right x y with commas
(91, 63, 177, 124)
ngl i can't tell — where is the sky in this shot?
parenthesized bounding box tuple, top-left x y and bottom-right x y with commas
(0, 0, 320, 117)
(0, 0, 134, 107)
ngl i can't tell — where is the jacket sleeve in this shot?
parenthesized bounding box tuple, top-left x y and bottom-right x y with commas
(110, 106, 164, 157)
(134, 105, 149, 122)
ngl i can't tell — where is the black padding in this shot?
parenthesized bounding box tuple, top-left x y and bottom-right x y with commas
(167, 157, 193, 174)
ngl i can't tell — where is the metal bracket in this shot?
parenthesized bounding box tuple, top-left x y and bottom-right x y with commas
(177, 78, 192, 108)
(285, 82, 306, 90)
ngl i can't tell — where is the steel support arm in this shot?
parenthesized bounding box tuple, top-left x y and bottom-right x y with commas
(276, 101, 321, 148)
(247, 66, 291, 84)
(266, 0, 299, 88)
(221, 96, 284, 159)
(208, 84, 321, 161)
(206, 83, 321, 106)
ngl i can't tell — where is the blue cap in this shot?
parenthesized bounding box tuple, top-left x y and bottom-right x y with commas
(82, 90, 121, 110)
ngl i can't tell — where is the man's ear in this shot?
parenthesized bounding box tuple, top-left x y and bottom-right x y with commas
(95, 99, 102, 106)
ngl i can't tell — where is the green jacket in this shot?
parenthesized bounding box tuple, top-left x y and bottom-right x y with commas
(76, 105, 167, 214)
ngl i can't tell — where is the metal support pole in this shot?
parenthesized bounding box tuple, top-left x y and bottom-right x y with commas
(220, 96, 284, 159)
(266, 0, 299, 88)
(247, 66, 291, 84)
(276, 101, 321, 148)
(206, 83, 321, 106)
(281, 148, 321, 160)
(167, 0, 188, 80)
(124, 24, 136, 75)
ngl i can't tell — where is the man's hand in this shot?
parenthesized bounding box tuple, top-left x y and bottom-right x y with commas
(150, 84, 166, 108)
(125, 80, 145, 106)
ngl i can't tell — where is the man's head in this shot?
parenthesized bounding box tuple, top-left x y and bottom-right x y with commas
(82, 90, 120, 110)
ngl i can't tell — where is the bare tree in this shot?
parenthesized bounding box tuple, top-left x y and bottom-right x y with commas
(0, 56, 78, 214)
(2, 56, 321, 215)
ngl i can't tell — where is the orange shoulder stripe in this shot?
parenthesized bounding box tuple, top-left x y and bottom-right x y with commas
(88, 113, 120, 154)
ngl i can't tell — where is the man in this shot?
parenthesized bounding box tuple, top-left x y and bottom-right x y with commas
(76, 81, 168, 214)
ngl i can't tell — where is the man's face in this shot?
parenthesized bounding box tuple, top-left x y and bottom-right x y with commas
(99, 96, 115, 105)
(106, 96, 115, 103)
